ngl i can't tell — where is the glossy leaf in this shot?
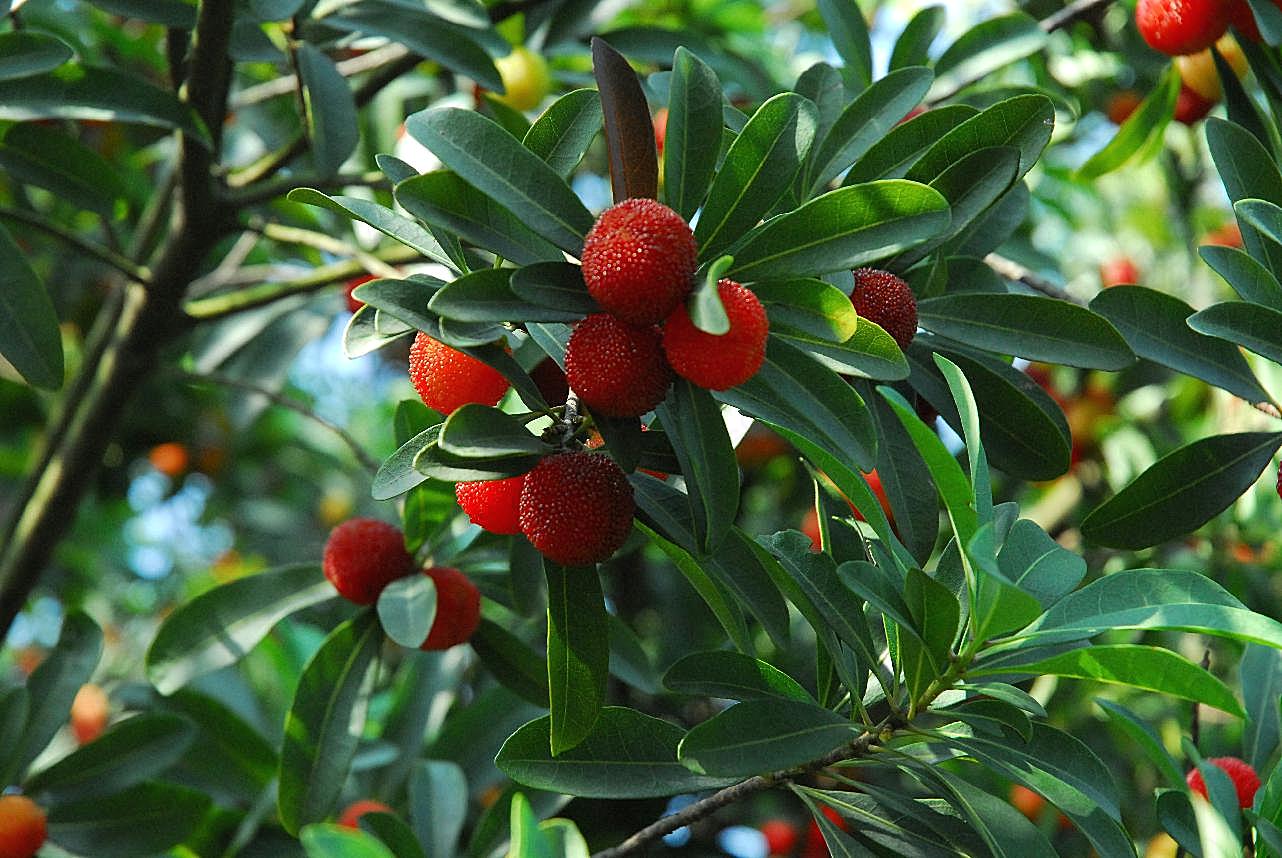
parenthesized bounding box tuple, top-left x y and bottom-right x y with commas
(1189, 301, 1282, 368)
(0, 32, 74, 80)
(930, 13, 1047, 100)
(592, 37, 658, 202)
(663, 651, 812, 702)
(996, 518, 1085, 608)
(1082, 431, 1282, 549)
(1200, 244, 1282, 310)
(546, 563, 608, 755)
(523, 89, 603, 179)
(289, 189, 459, 271)
(656, 380, 739, 552)
(46, 783, 211, 858)
(1242, 645, 1282, 771)
(664, 47, 723, 219)
(677, 699, 855, 777)
(0, 223, 62, 389)
(891, 6, 946, 71)
(752, 279, 858, 343)
(818, 0, 872, 90)
(1207, 117, 1282, 279)
(844, 104, 979, 184)
(438, 404, 548, 459)
(295, 44, 359, 178)
(909, 95, 1053, 184)
(301, 824, 396, 858)
(1095, 699, 1184, 789)
(1078, 69, 1179, 180)
(510, 262, 601, 316)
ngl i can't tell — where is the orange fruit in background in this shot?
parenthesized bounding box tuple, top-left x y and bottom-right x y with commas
(1106, 90, 1143, 124)
(0, 795, 47, 858)
(148, 442, 189, 477)
(1010, 784, 1046, 820)
(338, 799, 394, 829)
(70, 683, 109, 745)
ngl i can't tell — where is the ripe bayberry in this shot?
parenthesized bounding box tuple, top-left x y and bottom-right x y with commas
(339, 799, 394, 829)
(456, 475, 525, 535)
(580, 198, 698, 326)
(518, 452, 635, 566)
(760, 819, 799, 855)
(1174, 83, 1216, 124)
(566, 314, 672, 416)
(421, 566, 482, 650)
(344, 273, 376, 313)
(850, 268, 918, 352)
(0, 795, 46, 858)
(1136, 0, 1231, 56)
(408, 331, 510, 415)
(323, 518, 413, 605)
(662, 280, 768, 390)
(1187, 756, 1261, 808)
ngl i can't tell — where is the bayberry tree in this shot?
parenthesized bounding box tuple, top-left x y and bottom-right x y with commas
(10, 0, 1282, 857)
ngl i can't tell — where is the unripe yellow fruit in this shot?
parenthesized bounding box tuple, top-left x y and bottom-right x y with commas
(1176, 35, 1249, 102)
(493, 46, 551, 111)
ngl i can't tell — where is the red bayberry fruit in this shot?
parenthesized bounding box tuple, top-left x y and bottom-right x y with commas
(323, 518, 413, 605)
(851, 268, 918, 352)
(1229, 0, 1282, 40)
(653, 107, 669, 157)
(344, 274, 376, 313)
(0, 795, 46, 858)
(70, 683, 109, 745)
(580, 198, 698, 326)
(456, 475, 525, 535)
(1174, 82, 1217, 123)
(339, 799, 394, 829)
(530, 357, 569, 406)
(566, 314, 672, 417)
(1100, 257, 1141, 287)
(518, 452, 636, 566)
(1187, 756, 1261, 808)
(420, 566, 482, 650)
(760, 819, 799, 855)
(801, 507, 822, 551)
(662, 280, 768, 390)
(408, 331, 510, 415)
(1107, 90, 1144, 124)
(1136, 0, 1232, 55)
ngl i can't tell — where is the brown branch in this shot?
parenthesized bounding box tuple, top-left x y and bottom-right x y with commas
(984, 253, 1086, 305)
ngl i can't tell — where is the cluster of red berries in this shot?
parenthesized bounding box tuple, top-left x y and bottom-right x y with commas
(567, 197, 771, 417)
(322, 518, 481, 650)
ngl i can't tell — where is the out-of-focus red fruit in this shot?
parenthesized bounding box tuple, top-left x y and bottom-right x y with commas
(734, 424, 790, 467)
(653, 107, 669, 156)
(801, 507, 822, 551)
(344, 274, 376, 313)
(1228, 0, 1282, 41)
(1204, 221, 1244, 247)
(149, 442, 189, 477)
(1107, 90, 1144, 124)
(851, 470, 894, 526)
(1136, 0, 1231, 56)
(1010, 784, 1046, 820)
(1174, 83, 1217, 124)
(70, 683, 109, 745)
(1187, 756, 1261, 808)
(760, 819, 800, 855)
(339, 799, 394, 828)
(1100, 257, 1140, 287)
(0, 795, 46, 858)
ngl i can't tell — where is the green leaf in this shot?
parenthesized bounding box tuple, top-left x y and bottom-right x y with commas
(678, 699, 855, 776)
(1095, 699, 1185, 789)
(13, 612, 102, 776)
(900, 567, 959, 702)
(806, 66, 933, 194)
(360, 813, 426, 858)
(25, 713, 196, 802)
(507, 793, 554, 858)
(158, 689, 278, 802)
(918, 293, 1135, 370)
(911, 767, 1055, 858)
(695, 93, 818, 261)
(929, 13, 1047, 100)
(0, 122, 126, 216)
(818, 0, 872, 90)
(910, 95, 1053, 185)
(302, 824, 396, 858)
(864, 387, 937, 562)
(753, 279, 858, 343)
(0, 222, 62, 389)
(1242, 645, 1282, 771)
(374, 425, 442, 500)
(438, 404, 549, 459)
(147, 564, 335, 695)
(1207, 117, 1282, 280)
(278, 613, 383, 835)
(408, 760, 468, 858)
(1091, 285, 1272, 404)
(46, 783, 211, 858)
(0, 64, 210, 145)
(1200, 244, 1282, 310)
(690, 254, 733, 334)
(546, 563, 608, 755)
(656, 380, 740, 553)
(289, 189, 459, 271)
(87, 0, 196, 26)
(1247, 0, 1282, 43)
(0, 32, 73, 81)
(797, 786, 966, 857)
(664, 47, 723, 219)
(523, 89, 604, 179)
(540, 819, 590, 858)
(377, 574, 436, 649)
(295, 44, 358, 178)
(663, 651, 812, 702)
(725, 180, 951, 281)
(510, 262, 601, 316)
(1078, 68, 1179, 180)
(996, 518, 1085, 608)
(0, 687, 28, 786)
(977, 645, 1245, 717)
(496, 707, 738, 798)
(1189, 301, 1282, 368)
(898, 146, 1019, 265)
(406, 108, 594, 253)
(592, 36, 658, 202)
(472, 619, 550, 707)
(1082, 431, 1282, 549)
(891, 6, 946, 71)
(844, 104, 979, 184)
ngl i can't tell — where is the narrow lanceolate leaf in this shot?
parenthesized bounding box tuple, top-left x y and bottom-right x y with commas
(657, 380, 740, 553)
(147, 564, 336, 694)
(408, 760, 467, 858)
(546, 563, 609, 755)
(405, 108, 594, 253)
(844, 104, 979, 184)
(1091, 286, 1272, 405)
(592, 37, 658, 202)
(12, 613, 102, 777)
(663, 651, 812, 702)
(1077, 68, 1179, 180)
(0, 223, 63, 389)
(696, 93, 819, 261)
(522, 89, 604, 179)
(431, 268, 582, 324)
(1200, 244, 1282, 310)
(438, 404, 548, 459)
(678, 699, 856, 777)
(278, 613, 382, 835)
(0, 32, 74, 80)
(1206, 118, 1282, 282)
(0, 121, 126, 217)
(726, 181, 950, 281)
(1243, 644, 1282, 771)
(1082, 432, 1282, 549)
(909, 95, 1053, 184)
(890, 6, 946, 71)
(929, 13, 1047, 100)
(295, 44, 359, 178)
(1189, 301, 1282, 367)
(45, 783, 211, 858)
(496, 707, 738, 798)
(288, 189, 459, 271)
(664, 47, 723, 219)
(974, 645, 1245, 717)
(817, 0, 872, 90)
(300, 825, 395, 858)
(917, 293, 1135, 370)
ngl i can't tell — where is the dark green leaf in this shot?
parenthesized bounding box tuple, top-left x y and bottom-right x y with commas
(278, 613, 382, 834)
(361, 813, 427, 858)
(89, 0, 196, 25)
(546, 563, 608, 755)
(929, 13, 1047, 100)
(0, 688, 28, 786)
(663, 651, 812, 702)
(25, 714, 196, 802)
(592, 36, 658, 202)
(891, 6, 946, 71)
(289, 188, 459, 271)
(523, 89, 604, 179)
(14, 613, 102, 775)
(844, 105, 979, 184)
(656, 380, 740, 553)
(1189, 300, 1282, 369)
(1082, 432, 1282, 549)
(510, 262, 600, 316)
(295, 44, 359, 178)
(909, 95, 1053, 184)
(818, 0, 872, 90)
(1207, 117, 1282, 280)
(1095, 699, 1184, 789)
(664, 47, 723, 219)
(1200, 244, 1282, 310)
(0, 32, 74, 80)
(1078, 68, 1179, 180)
(374, 425, 441, 501)
(900, 567, 959, 701)
(0, 223, 62, 389)
(678, 699, 855, 776)
(0, 123, 126, 216)
(439, 404, 547, 458)
(752, 279, 858, 343)
(996, 518, 1085, 608)
(159, 689, 278, 803)
(898, 146, 1019, 265)
(471, 619, 550, 707)
(1242, 645, 1282, 771)
(409, 760, 468, 858)
(46, 783, 210, 858)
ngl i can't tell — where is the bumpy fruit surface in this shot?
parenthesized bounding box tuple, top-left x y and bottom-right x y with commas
(408, 331, 510, 415)
(1136, 0, 1232, 55)
(323, 518, 413, 605)
(493, 46, 551, 111)
(344, 273, 376, 313)
(662, 280, 768, 390)
(518, 452, 635, 566)
(850, 268, 918, 352)
(580, 199, 698, 325)
(456, 475, 525, 535)
(1187, 756, 1261, 807)
(339, 799, 394, 829)
(0, 795, 46, 858)
(760, 819, 799, 855)
(566, 314, 672, 416)
(70, 682, 109, 745)
(420, 566, 482, 650)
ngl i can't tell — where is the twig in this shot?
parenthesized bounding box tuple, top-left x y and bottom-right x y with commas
(0, 206, 151, 283)
(172, 369, 380, 474)
(232, 43, 412, 108)
(225, 170, 389, 207)
(590, 731, 880, 858)
(984, 253, 1086, 305)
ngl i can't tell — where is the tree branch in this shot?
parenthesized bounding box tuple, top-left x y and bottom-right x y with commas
(984, 253, 1085, 305)
(0, 206, 151, 282)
